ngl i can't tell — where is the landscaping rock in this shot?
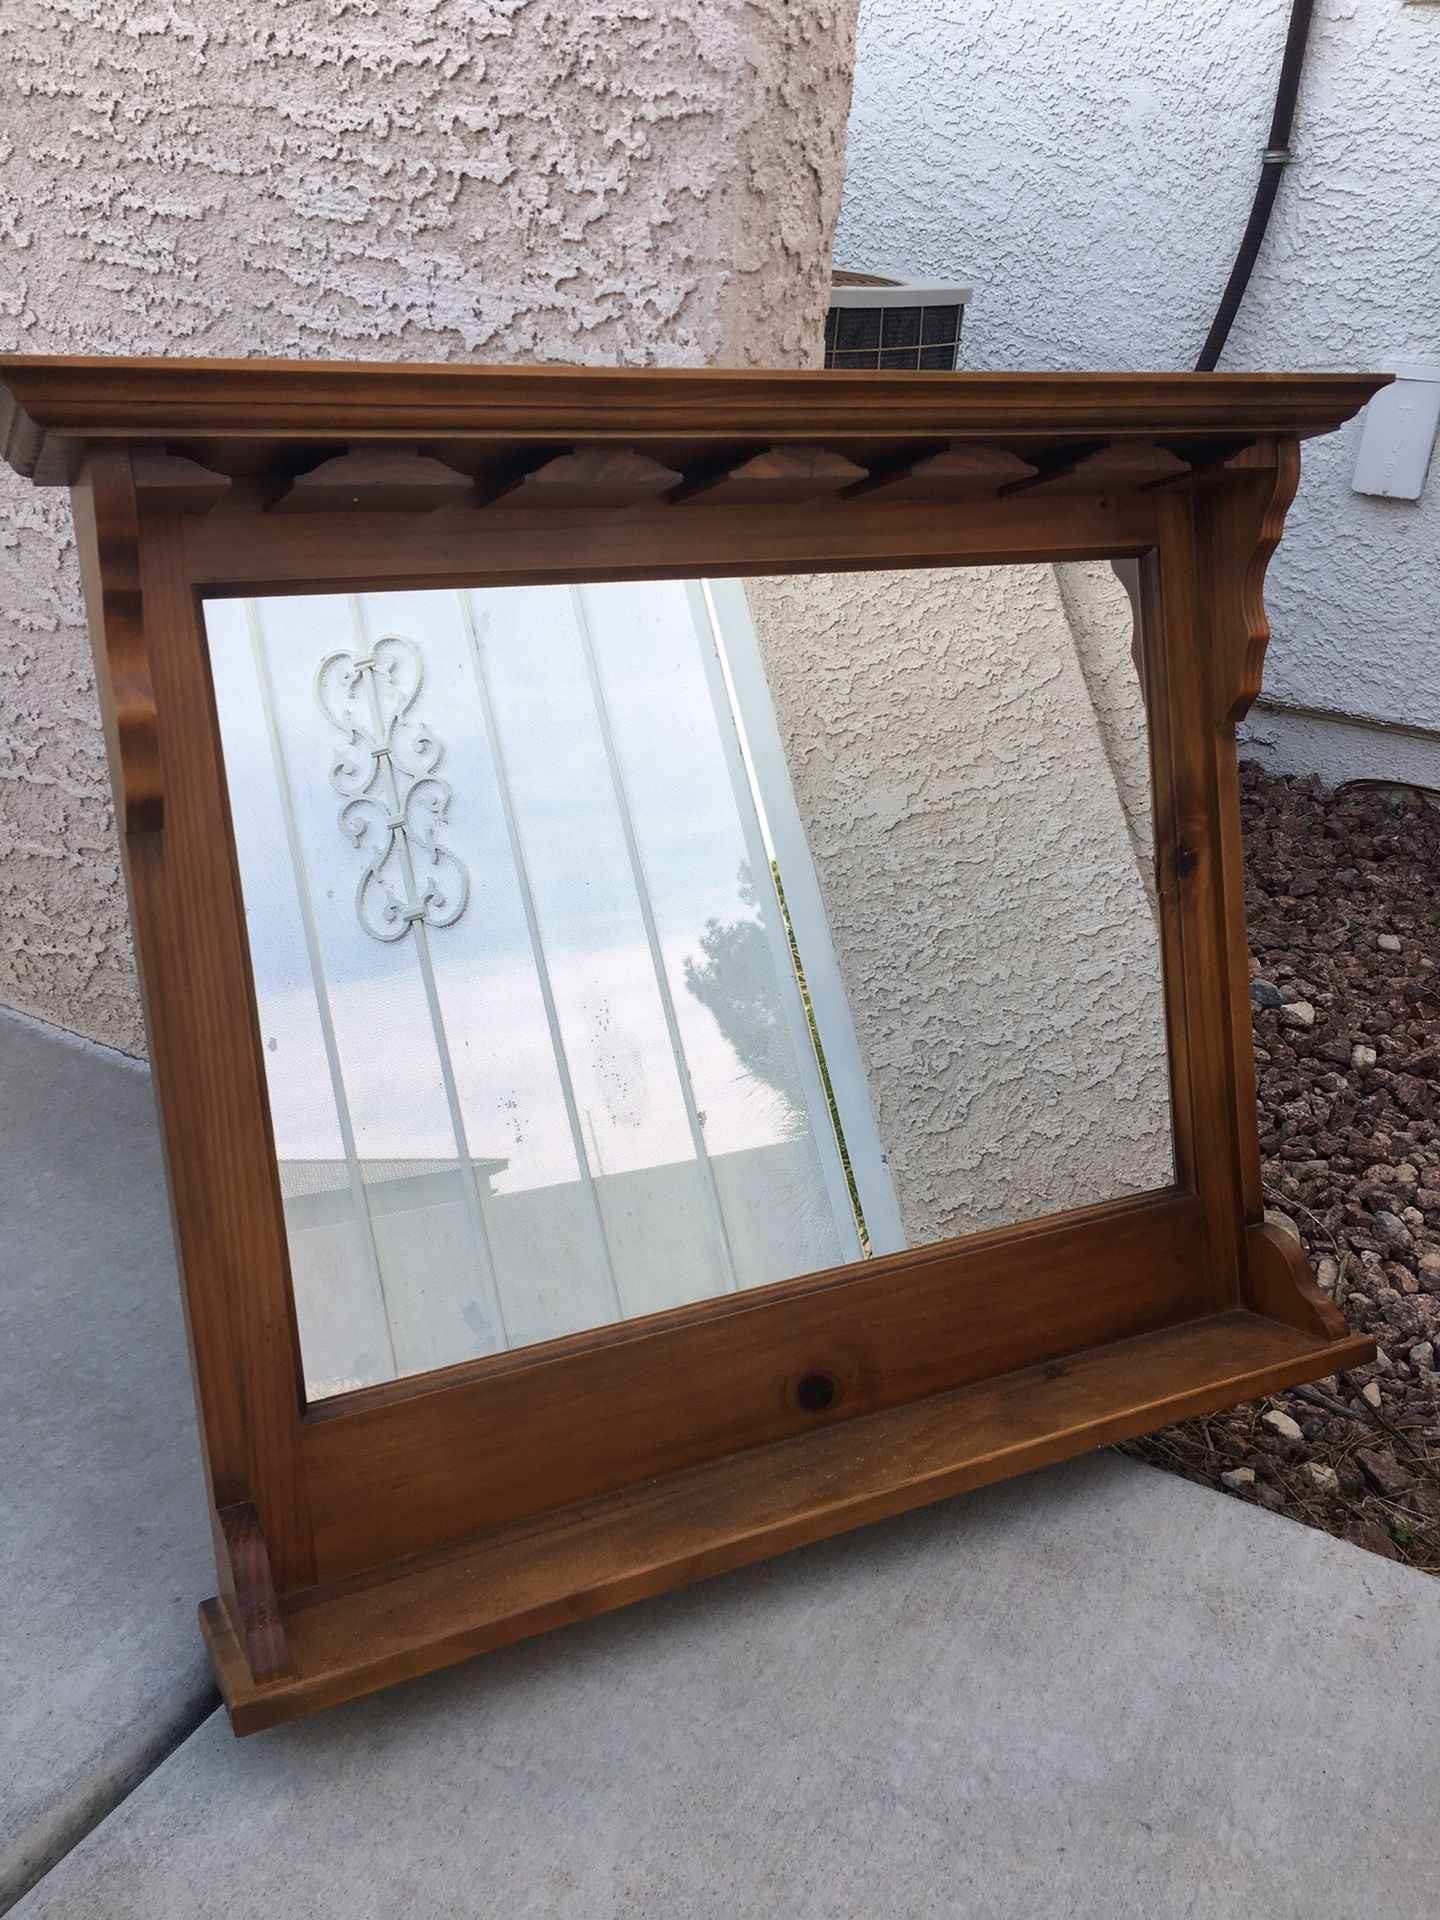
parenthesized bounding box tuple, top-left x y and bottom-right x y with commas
(1301, 1462, 1340, 1494)
(1342, 1518, 1400, 1561)
(1263, 1207, 1302, 1245)
(1262, 1409, 1304, 1443)
(1220, 1468, 1256, 1491)
(1356, 1449, 1411, 1502)
(1120, 766, 1440, 1574)
(1374, 1210, 1412, 1246)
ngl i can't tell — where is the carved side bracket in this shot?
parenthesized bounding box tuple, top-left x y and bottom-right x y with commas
(81, 446, 163, 835)
(216, 1501, 294, 1686)
(1243, 1219, 1358, 1347)
(1223, 436, 1302, 725)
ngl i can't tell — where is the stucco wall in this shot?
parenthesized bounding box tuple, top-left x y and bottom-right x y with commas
(0, 0, 859, 1053)
(746, 562, 1173, 1242)
(837, 0, 1440, 757)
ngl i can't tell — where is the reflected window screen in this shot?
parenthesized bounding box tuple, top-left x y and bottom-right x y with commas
(204, 563, 1173, 1402)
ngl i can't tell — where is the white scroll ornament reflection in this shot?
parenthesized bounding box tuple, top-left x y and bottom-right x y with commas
(315, 632, 470, 943)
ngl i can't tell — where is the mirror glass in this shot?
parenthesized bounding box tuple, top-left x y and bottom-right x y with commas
(203, 562, 1173, 1400)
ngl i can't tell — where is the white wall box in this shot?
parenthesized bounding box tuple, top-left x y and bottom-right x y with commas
(1350, 362, 1440, 501)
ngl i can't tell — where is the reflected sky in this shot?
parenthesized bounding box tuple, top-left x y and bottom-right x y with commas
(205, 582, 812, 1191)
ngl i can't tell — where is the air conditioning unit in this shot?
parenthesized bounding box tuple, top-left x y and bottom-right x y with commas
(825, 270, 973, 371)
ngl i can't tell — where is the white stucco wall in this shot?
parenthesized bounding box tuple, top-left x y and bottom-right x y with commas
(837, 0, 1440, 773)
(746, 562, 1173, 1242)
(0, 0, 859, 1053)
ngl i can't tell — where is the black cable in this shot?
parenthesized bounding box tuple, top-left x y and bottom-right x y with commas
(1195, 0, 1315, 371)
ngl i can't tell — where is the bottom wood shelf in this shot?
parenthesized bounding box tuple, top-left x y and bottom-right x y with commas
(203, 1308, 1372, 1733)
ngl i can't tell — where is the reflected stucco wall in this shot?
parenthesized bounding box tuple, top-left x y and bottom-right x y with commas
(0, 0, 859, 1053)
(746, 562, 1174, 1241)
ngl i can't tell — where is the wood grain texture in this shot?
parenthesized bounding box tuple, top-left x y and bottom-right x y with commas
(272, 446, 472, 514)
(844, 442, 1038, 500)
(1220, 437, 1303, 725)
(69, 448, 162, 834)
(20, 355, 1379, 1731)
(1189, 452, 1308, 1266)
(675, 444, 867, 504)
(177, 484, 1164, 592)
(125, 514, 316, 1587)
(131, 448, 231, 517)
(205, 1308, 1372, 1733)
(216, 1501, 292, 1685)
(301, 1190, 1209, 1581)
(0, 359, 1389, 484)
(1243, 1220, 1354, 1343)
(480, 446, 682, 508)
(1006, 440, 1191, 496)
(1146, 482, 1276, 1307)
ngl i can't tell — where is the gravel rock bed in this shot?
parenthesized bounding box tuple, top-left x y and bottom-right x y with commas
(1121, 763, 1440, 1573)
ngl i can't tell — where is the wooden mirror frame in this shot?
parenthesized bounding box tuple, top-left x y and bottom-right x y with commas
(0, 357, 1384, 1732)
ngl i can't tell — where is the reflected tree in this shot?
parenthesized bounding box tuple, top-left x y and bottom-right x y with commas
(683, 863, 805, 1132)
(685, 862, 871, 1253)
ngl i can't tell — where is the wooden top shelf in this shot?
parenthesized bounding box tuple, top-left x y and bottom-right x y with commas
(0, 356, 1388, 487)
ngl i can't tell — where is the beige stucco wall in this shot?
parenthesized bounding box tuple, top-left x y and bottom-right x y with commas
(745, 561, 1173, 1242)
(0, 0, 859, 1054)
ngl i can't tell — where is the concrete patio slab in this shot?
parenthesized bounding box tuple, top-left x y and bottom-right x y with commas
(0, 1012, 214, 1912)
(5, 1002, 1438, 1917)
(13, 1449, 1440, 1920)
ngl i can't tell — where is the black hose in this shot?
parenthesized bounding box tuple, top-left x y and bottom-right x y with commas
(1195, 0, 1315, 371)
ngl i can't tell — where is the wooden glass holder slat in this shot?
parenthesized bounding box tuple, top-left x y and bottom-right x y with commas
(0, 357, 1385, 1733)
